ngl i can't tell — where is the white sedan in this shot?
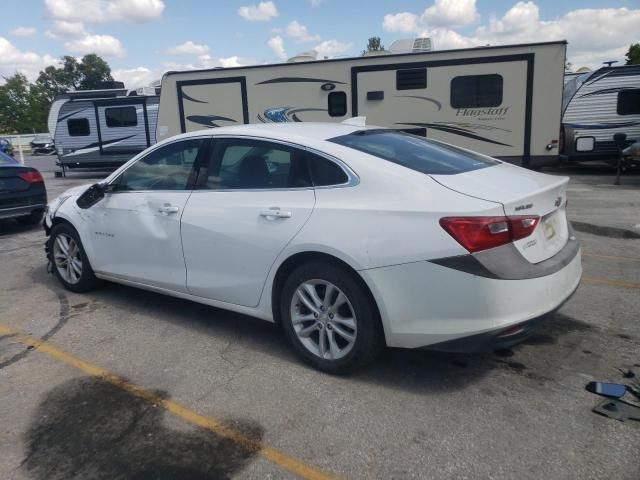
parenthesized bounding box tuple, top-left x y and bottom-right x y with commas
(44, 122, 582, 372)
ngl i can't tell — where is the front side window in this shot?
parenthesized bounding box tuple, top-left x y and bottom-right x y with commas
(617, 89, 640, 115)
(105, 106, 138, 127)
(68, 118, 90, 136)
(115, 139, 204, 191)
(201, 138, 311, 189)
(330, 130, 498, 175)
(451, 74, 503, 108)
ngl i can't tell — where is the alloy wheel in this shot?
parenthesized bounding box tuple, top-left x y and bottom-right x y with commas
(53, 233, 83, 284)
(290, 279, 358, 360)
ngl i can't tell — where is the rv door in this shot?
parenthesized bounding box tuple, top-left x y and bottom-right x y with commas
(95, 100, 151, 156)
(354, 60, 529, 162)
(177, 77, 248, 133)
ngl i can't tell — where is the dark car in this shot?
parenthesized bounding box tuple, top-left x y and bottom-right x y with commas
(0, 138, 15, 157)
(30, 134, 56, 155)
(0, 150, 47, 225)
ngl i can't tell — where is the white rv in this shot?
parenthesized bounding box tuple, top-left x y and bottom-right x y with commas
(157, 41, 567, 167)
(49, 88, 159, 174)
(561, 65, 640, 162)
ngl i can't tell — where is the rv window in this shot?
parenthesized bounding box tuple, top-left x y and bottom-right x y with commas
(307, 152, 348, 186)
(396, 68, 427, 90)
(201, 138, 311, 189)
(115, 139, 204, 191)
(450, 74, 503, 108)
(105, 106, 138, 127)
(328, 92, 347, 117)
(617, 89, 640, 115)
(67, 118, 90, 136)
(329, 130, 499, 175)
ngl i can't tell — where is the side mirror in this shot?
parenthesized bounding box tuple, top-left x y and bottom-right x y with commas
(76, 182, 108, 209)
(585, 381, 627, 399)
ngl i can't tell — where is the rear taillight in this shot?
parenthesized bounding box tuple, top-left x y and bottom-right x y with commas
(17, 170, 44, 183)
(439, 215, 540, 253)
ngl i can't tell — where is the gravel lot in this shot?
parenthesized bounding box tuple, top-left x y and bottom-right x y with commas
(1, 155, 639, 480)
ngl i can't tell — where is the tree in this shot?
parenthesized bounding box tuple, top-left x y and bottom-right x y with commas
(625, 43, 640, 65)
(0, 73, 48, 133)
(362, 37, 384, 56)
(36, 54, 114, 102)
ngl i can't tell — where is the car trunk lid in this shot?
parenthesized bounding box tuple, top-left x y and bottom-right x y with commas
(431, 163, 570, 263)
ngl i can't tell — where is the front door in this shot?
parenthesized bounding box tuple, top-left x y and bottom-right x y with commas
(181, 137, 316, 307)
(87, 138, 207, 292)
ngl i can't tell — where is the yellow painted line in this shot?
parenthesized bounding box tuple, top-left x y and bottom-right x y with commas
(583, 252, 640, 263)
(0, 324, 337, 480)
(583, 276, 640, 290)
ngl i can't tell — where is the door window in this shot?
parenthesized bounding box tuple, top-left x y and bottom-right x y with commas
(105, 106, 138, 127)
(200, 138, 311, 189)
(114, 139, 204, 191)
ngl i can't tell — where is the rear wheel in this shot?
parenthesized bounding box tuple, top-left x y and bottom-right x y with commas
(49, 223, 102, 293)
(16, 209, 44, 225)
(280, 262, 383, 373)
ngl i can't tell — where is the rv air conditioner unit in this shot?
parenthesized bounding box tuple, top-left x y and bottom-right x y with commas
(287, 50, 318, 63)
(388, 37, 432, 54)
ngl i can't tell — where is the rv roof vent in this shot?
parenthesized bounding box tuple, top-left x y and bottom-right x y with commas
(388, 37, 432, 54)
(287, 50, 318, 63)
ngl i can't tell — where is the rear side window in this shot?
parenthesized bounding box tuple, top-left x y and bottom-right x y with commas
(396, 68, 427, 90)
(451, 74, 503, 108)
(328, 92, 347, 117)
(67, 118, 90, 136)
(329, 130, 499, 175)
(307, 152, 348, 186)
(617, 89, 640, 115)
(105, 106, 138, 127)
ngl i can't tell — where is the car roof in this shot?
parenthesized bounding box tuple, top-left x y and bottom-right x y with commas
(174, 122, 379, 143)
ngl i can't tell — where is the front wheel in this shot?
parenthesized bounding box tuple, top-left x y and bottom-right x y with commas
(280, 262, 384, 373)
(49, 223, 102, 293)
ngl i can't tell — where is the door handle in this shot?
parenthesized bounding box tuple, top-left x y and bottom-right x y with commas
(260, 209, 292, 219)
(158, 204, 180, 214)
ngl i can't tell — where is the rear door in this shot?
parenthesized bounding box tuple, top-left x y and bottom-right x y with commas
(177, 78, 248, 133)
(354, 59, 529, 159)
(181, 137, 315, 307)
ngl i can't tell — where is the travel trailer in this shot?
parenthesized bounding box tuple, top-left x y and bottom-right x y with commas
(561, 64, 640, 162)
(157, 41, 567, 167)
(49, 87, 159, 174)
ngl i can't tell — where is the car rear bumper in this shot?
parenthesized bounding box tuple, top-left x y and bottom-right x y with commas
(361, 246, 582, 350)
(0, 204, 46, 219)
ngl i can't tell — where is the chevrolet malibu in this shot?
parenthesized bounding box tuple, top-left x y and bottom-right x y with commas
(44, 122, 581, 373)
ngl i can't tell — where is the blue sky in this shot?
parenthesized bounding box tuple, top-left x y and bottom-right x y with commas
(1, 0, 638, 87)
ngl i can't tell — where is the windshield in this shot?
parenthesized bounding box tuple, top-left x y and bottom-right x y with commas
(0, 150, 17, 165)
(329, 130, 499, 175)
(33, 135, 52, 142)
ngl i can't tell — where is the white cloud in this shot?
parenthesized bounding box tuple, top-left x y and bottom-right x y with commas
(65, 34, 126, 58)
(285, 20, 320, 43)
(423, 0, 478, 27)
(238, 1, 278, 21)
(45, 0, 165, 24)
(314, 39, 352, 58)
(310, 0, 325, 6)
(112, 66, 159, 88)
(383, 12, 420, 33)
(162, 54, 256, 72)
(11, 27, 37, 37)
(383, 2, 640, 69)
(268, 35, 287, 60)
(45, 20, 87, 39)
(166, 41, 209, 56)
(383, 0, 477, 33)
(0, 37, 57, 81)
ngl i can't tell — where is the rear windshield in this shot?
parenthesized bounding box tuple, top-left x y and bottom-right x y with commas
(329, 130, 499, 175)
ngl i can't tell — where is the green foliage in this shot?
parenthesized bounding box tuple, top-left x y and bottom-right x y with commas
(0, 54, 115, 134)
(625, 43, 640, 65)
(362, 37, 384, 56)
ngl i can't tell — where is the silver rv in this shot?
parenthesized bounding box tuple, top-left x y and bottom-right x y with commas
(49, 88, 159, 174)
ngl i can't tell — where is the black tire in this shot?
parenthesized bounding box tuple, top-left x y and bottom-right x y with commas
(49, 223, 103, 293)
(17, 209, 44, 225)
(279, 261, 384, 374)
